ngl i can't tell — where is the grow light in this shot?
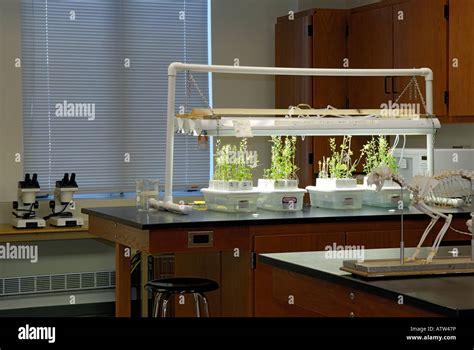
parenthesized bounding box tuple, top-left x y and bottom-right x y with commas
(163, 63, 439, 206)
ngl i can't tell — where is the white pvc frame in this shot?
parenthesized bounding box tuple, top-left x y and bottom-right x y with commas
(164, 63, 435, 203)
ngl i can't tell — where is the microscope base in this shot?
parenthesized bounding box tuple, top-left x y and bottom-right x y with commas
(12, 218, 46, 229)
(50, 216, 84, 227)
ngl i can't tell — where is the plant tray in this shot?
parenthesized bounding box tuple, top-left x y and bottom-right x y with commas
(201, 188, 260, 213)
(363, 187, 411, 208)
(306, 186, 364, 210)
(257, 188, 307, 212)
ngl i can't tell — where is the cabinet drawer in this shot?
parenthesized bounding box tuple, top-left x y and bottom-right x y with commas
(272, 268, 440, 317)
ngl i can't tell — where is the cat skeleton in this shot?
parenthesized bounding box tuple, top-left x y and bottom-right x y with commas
(367, 166, 473, 263)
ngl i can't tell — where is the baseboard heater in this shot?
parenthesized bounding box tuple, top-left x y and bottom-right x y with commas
(0, 271, 115, 296)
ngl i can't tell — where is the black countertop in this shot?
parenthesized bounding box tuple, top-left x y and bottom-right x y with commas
(82, 205, 472, 230)
(259, 247, 474, 317)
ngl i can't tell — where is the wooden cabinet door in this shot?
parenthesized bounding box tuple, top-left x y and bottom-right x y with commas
(275, 10, 314, 189)
(275, 11, 313, 109)
(312, 9, 348, 108)
(348, 6, 394, 109)
(393, 0, 448, 118)
(449, 0, 474, 120)
(254, 232, 345, 316)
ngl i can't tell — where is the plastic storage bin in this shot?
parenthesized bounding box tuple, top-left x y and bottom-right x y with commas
(257, 189, 306, 211)
(363, 187, 410, 208)
(201, 188, 260, 213)
(306, 186, 364, 209)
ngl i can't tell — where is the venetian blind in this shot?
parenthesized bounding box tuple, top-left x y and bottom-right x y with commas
(22, 0, 210, 193)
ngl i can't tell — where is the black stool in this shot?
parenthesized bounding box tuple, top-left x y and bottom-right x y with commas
(145, 277, 219, 317)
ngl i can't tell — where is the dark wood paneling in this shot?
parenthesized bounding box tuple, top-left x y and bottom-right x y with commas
(275, 12, 314, 189)
(89, 216, 149, 252)
(221, 250, 253, 316)
(272, 268, 441, 317)
(174, 252, 221, 317)
(254, 232, 345, 317)
(149, 225, 250, 254)
(393, 0, 448, 118)
(449, 0, 474, 119)
(348, 5, 394, 109)
(312, 9, 349, 108)
(115, 243, 131, 317)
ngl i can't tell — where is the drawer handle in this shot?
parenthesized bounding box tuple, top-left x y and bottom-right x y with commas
(349, 292, 355, 300)
(349, 311, 355, 318)
(188, 231, 214, 248)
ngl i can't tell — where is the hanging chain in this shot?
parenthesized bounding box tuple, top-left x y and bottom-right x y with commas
(394, 75, 437, 146)
(185, 71, 215, 115)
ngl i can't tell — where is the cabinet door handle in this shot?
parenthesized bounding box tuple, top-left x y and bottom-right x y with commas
(349, 311, 355, 318)
(349, 292, 355, 300)
(392, 76, 400, 94)
(384, 76, 391, 94)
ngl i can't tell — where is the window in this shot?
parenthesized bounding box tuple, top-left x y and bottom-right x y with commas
(21, 0, 210, 193)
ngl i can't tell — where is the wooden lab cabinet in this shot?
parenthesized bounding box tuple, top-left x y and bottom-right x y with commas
(349, 0, 448, 118)
(253, 229, 345, 316)
(448, 0, 474, 121)
(275, 9, 367, 189)
(275, 0, 474, 182)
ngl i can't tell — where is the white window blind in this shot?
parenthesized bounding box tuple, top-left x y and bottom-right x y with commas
(21, 0, 210, 193)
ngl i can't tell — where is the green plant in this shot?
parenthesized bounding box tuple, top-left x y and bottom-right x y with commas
(318, 136, 363, 179)
(213, 138, 257, 181)
(264, 136, 298, 180)
(362, 136, 397, 174)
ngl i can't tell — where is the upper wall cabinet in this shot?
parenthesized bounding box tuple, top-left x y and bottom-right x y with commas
(449, 0, 474, 121)
(392, 0, 448, 118)
(348, 5, 393, 109)
(348, 0, 448, 118)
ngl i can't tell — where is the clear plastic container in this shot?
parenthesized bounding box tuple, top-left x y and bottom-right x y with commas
(306, 186, 363, 209)
(201, 188, 260, 213)
(257, 189, 306, 211)
(363, 187, 410, 208)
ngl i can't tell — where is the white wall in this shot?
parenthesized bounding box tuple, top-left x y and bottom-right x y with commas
(0, 0, 23, 204)
(211, 0, 298, 180)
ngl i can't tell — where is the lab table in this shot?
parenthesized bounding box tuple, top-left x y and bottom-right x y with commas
(259, 247, 474, 317)
(82, 205, 472, 317)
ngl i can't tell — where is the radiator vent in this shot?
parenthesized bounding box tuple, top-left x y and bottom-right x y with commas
(0, 271, 115, 296)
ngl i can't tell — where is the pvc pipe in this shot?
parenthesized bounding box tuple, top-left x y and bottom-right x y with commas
(164, 72, 177, 203)
(424, 68, 435, 176)
(168, 62, 433, 78)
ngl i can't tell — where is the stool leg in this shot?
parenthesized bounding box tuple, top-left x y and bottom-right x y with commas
(161, 293, 172, 317)
(153, 292, 164, 318)
(198, 293, 210, 317)
(193, 293, 201, 317)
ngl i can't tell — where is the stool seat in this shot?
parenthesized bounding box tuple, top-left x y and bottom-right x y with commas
(145, 277, 219, 294)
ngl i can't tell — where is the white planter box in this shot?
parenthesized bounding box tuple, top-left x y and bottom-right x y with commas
(209, 180, 253, 191)
(306, 185, 364, 209)
(315, 178, 357, 190)
(363, 188, 411, 208)
(257, 179, 299, 191)
(257, 179, 306, 211)
(201, 187, 260, 213)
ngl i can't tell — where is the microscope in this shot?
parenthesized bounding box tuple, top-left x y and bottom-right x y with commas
(45, 173, 84, 227)
(12, 174, 46, 229)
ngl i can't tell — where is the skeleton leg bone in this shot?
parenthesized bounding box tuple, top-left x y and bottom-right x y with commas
(418, 202, 453, 264)
(408, 202, 440, 261)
